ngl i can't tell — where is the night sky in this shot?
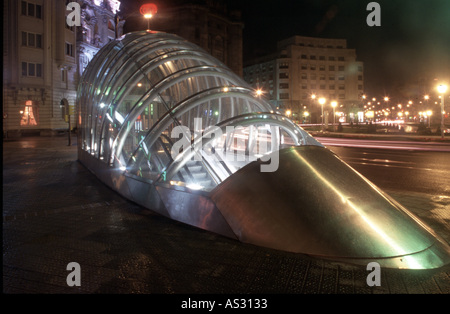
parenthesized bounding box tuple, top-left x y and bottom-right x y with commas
(118, 0, 450, 101)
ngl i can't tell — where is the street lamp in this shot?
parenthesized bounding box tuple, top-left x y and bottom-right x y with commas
(424, 95, 429, 108)
(304, 111, 309, 124)
(318, 97, 326, 131)
(310, 94, 316, 123)
(437, 84, 447, 139)
(426, 110, 432, 128)
(331, 101, 337, 131)
(140, 3, 158, 30)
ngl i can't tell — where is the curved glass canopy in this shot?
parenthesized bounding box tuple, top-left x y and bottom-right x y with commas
(77, 31, 450, 269)
(77, 30, 322, 191)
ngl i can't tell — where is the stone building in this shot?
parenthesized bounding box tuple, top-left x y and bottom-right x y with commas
(125, 0, 244, 77)
(244, 36, 364, 124)
(3, 0, 124, 137)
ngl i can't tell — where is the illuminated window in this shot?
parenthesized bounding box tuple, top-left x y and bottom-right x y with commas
(20, 100, 38, 126)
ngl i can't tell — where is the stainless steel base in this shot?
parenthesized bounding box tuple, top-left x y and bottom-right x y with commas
(79, 146, 450, 269)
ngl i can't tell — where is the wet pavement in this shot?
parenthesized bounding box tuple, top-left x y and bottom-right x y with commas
(2, 135, 450, 298)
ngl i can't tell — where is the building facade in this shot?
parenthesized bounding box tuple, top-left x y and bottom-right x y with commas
(3, 0, 123, 137)
(131, 0, 244, 77)
(244, 36, 364, 124)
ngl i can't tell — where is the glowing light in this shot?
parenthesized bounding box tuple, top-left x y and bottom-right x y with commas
(437, 84, 448, 94)
(140, 3, 158, 17)
(20, 100, 37, 126)
(141, 142, 149, 155)
(108, 0, 121, 14)
(187, 183, 203, 190)
(106, 113, 113, 122)
(114, 111, 125, 124)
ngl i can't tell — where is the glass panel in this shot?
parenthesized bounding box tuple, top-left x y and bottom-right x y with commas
(36, 5, 42, 19)
(28, 63, 35, 76)
(36, 64, 42, 77)
(78, 31, 283, 179)
(28, 33, 35, 47)
(27, 3, 34, 17)
(22, 32, 27, 46)
(36, 34, 42, 48)
(22, 62, 27, 76)
(21, 1, 27, 15)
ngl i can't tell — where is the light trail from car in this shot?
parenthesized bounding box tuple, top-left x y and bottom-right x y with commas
(315, 137, 450, 152)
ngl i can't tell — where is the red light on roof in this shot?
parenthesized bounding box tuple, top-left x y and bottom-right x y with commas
(140, 3, 158, 16)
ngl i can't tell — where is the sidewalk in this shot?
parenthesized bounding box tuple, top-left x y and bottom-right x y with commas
(3, 136, 450, 295)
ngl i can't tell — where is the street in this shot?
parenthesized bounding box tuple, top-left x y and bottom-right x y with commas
(318, 139, 450, 196)
(317, 136, 450, 152)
